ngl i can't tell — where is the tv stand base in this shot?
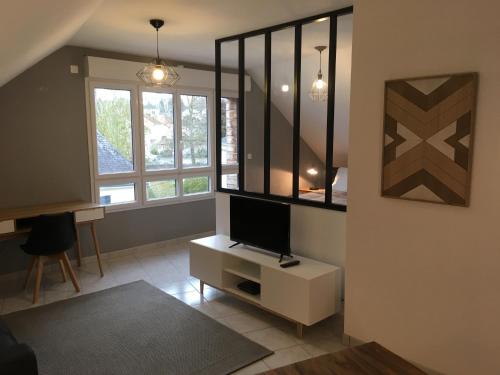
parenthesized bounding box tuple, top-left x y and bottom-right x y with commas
(190, 235, 341, 338)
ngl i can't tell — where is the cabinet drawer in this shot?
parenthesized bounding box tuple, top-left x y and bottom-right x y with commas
(0, 220, 15, 234)
(74, 208, 104, 223)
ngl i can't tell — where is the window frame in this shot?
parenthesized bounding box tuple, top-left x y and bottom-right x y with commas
(215, 7, 353, 212)
(87, 78, 215, 212)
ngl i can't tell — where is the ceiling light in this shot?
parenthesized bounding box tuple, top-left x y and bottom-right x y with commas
(136, 19, 179, 87)
(309, 46, 328, 102)
(281, 84, 289, 92)
(307, 168, 318, 176)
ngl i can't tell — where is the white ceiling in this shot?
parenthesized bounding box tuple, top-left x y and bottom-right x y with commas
(0, 0, 103, 86)
(70, 0, 352, 66)
(247, 15, 353, 166)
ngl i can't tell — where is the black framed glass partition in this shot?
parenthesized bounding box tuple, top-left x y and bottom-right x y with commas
(215, 6, 353, 211)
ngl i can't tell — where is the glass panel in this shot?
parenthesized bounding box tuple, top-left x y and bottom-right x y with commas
(220, 40, 239, 169)
(183, 176, 210, 195)
(221, 97, 239, 166)
(270, 27, 295, 197)
(221, 173, 239, 190)
(142, 91, 175, 171)
(331, 14, 352, 206)
(299, 18, 330, 202)
(99, 182, 135, 205)
(146, 179, 177, 201)
(244, 34, 265, 193)
(94, 88, 134, 175)
(181, 95, 208, 168)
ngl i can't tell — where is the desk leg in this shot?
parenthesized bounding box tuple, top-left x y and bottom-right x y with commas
(296, 323, 303, 338)
(74, 222, 82, 267)
(90, 222, 104, 278)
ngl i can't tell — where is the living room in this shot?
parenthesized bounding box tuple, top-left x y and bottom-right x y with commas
(0, 1, 498, 374)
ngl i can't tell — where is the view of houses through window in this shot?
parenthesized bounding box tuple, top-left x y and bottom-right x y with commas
(221, 96, 239, 189)
(90, 82, 213, 210)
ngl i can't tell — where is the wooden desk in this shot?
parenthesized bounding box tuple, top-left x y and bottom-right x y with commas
(258, 342, 427, 375)
(0, 201, 106, 277)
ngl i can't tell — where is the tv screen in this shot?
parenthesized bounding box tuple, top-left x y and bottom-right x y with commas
(230, 195, 290, 256)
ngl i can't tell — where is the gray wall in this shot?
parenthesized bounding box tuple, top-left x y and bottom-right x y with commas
(245, 80, 325, 194)
(0, 46, 215, 274)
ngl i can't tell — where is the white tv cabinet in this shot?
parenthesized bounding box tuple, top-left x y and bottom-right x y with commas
(189, 235, 341, 337)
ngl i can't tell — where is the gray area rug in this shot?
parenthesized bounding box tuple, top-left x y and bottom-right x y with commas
(2, 281, 272, 375)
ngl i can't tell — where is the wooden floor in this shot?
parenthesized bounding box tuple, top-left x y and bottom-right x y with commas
(258, 341, 427, 375)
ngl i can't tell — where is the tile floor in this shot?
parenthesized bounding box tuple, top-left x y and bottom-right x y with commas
(0, 239, 347, 374)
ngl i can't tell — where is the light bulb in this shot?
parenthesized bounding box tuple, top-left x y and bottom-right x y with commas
(152, 68, 165, 81)
(307, 168, 318, 176)
(315, 79, 324, 89)
(281, 84, 289, 92)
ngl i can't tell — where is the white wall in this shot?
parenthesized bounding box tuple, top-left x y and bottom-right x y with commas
(216, 192, 346, 291)
(346, 1, 500, 374)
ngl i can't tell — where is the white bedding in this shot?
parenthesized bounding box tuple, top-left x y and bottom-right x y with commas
(299, 167, 348, 206)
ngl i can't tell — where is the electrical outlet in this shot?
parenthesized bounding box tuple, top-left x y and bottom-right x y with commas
(247, 153, 253, 160)
(70, 65, 79, 74)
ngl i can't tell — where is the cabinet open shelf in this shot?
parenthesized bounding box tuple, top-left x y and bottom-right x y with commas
(224, 286, 261, 305)
(223, 264, 260, 283)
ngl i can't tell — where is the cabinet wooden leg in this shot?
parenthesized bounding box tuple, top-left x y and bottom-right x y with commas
(296, 323, 303, 338)
(90, 222, 104, 277)
(200, 280, 204, 295)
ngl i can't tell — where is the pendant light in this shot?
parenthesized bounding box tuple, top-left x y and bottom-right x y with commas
(136, 19, 179, 87)
(309, 46, 328, 102)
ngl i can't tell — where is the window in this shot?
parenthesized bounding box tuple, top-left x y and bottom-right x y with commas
(89, 82, 213, 211)
(220, 95, 239, 190)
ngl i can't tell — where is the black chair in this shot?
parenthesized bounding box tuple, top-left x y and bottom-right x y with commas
(0, 319, 38, 375)
(21, 212, 80, 304)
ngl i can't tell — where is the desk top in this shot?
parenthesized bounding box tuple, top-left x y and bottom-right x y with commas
(0, 201, 103, 221)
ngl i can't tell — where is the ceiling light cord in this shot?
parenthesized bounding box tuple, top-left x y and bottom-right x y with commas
(156, 27, 160, 61)
(318, 50, 322, 76)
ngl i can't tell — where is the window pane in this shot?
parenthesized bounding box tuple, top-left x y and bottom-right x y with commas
(181, 95, 208, 168)
(183, 176, 210, 195)
(146, 179, 177, 201)
(142, 92, 175, 171)
(99, 182, 135, 205)
(221, 97, 238, 166)
(94, 88, 134, 175)
(222, 174, 238, 190)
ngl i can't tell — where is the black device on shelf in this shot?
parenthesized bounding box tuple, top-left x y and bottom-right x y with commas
(230, 195, 291, 260)
(237, 280, 261, 296)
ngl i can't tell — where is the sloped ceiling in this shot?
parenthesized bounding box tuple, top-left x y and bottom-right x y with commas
(70, 0, 352, 66)
(227, 15, 353, 166)
(0, 0, 103, 87)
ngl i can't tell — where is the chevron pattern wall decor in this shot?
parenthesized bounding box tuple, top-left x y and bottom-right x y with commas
(382, 73, 478, 206)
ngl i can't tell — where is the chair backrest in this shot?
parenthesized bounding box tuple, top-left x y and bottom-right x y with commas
(23, 212, 76, 255)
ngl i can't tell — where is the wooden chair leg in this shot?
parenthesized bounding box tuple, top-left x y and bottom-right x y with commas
(90, 222, 104, 277)
(33, 257, 44, 304)
(61, 252, 80, 293)
(74, 221, 82, 267)
(24, 257, 36, 290)
(58, 259, 67, 282)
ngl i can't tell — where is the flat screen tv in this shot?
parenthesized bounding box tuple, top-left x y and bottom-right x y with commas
(230, 195, 290, 257)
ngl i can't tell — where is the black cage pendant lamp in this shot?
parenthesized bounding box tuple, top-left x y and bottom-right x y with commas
(136, 19, 179, 87)
(309, 45, 328, 102)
